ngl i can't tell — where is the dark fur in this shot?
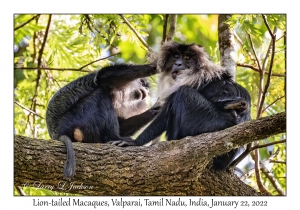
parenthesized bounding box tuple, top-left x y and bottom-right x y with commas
(46, 64, 158, 177)
(112, 42, 251, 169)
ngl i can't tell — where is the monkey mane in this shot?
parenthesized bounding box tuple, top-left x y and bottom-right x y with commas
(154, 41, 232, 103)
(158, 41, 229, 88)
(178, 45, 227, 88)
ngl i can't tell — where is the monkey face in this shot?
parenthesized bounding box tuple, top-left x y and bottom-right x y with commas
(171, 53, 195, 80)
(157, 42, 204, 81)
(113, 78, 150, 119)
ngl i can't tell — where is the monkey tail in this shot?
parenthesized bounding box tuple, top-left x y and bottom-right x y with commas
(58, 135, 76, 178)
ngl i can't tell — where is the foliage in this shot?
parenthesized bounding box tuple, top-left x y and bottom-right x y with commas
(14, 14, 286, 195)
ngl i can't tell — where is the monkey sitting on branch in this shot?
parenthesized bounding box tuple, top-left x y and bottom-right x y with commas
(46, 63, 159, 178)
(111, 41, 251, 169)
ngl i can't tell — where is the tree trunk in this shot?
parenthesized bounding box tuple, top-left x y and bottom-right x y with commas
(218, 14, 237, 80)
(14, 112, 285, 196)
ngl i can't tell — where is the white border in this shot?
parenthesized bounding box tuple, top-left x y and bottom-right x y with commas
(3, 0, 297, 208)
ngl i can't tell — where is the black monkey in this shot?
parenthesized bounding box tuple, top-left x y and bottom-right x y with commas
(111, 42, 251, 169)
(46, 63, 158, 178)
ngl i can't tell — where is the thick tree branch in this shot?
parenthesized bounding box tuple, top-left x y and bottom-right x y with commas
(14, 112, 285, 195)
(162, 14, 169, 44)
(166, 15, 177, 41)
(218, 14, 237, 79)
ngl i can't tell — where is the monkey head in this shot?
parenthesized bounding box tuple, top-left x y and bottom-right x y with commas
(157, 41, 227, 88)
(156, 41, 228, 102)
(112, 78, 150, 119)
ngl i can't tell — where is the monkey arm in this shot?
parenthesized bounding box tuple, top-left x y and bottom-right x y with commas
(95, 64, 157, 88)
(110, 103, 167, 147)
(119, 105, 161, 136)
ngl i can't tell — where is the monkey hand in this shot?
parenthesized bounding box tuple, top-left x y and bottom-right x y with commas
(108, 139, 138, 147)
(224, 99, 248, 112)
(149, 101, 162, 116)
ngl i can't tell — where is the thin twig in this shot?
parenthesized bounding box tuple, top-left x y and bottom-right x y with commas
(31, 15, 52, 137)
(276, 34, 286, 42)
(248, 33, 264, 119)
(15, 67, 92, 72)
(260, 162, 285, 195)
(119, 14, 151, 52)
(15, 186, 26, 196)
(82, 15, 118, 50)
(14, 14, 40, 31)
(250, 139, 286, 151)
(248, 33, 262, 71)
(237, 63, 285, 77)
(241, 149, 280, 181)
(253, 143, 271, 195)
(230, 143, 252, 168)
(234, 31, 256, 63)
(79, 52, 121, 69)
(261, 33, 274, 72)
(237, 63, 260, 71)
(14, 101, 45, 119)
(257, 26, 277, 118)
(37, 15, 52, 68)
(261, 96, 285, 114)
(262, 15, 276, 39)
(166, 15, 177, 41)
(162, 14, 169, 44)
(15, 53, 121, 72)
(270, 160, 286, 164)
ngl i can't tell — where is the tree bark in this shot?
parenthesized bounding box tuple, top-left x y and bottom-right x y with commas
(218, 14, 237, 80)
(14, 112, 285, 196)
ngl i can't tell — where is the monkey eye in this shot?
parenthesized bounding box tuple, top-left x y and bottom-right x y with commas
(184, 55, 190, 60)
(140, 78, 149, 88)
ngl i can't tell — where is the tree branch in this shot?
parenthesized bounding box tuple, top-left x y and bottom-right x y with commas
(240, 149, 279, 181)
(250, 139, 286, 151)
(119, 14, 151, 52)
(14, 112, 285, 195)
(260, 161, 285, 195)
(14, 67, 92, 72)
(79, 53, 121, 69)
(166, 15, 177, 41)
(262, 15, 276, 39)
(15, 52, 121, 72)
(257, 22, 277, 118)
(162, 14, 169, 44)
(14, 14, 40, 31)
(37, 15, 52, 68)
(236, 63, 285, 77)
(253, 143, 271, 195)
(262, 95, 285, 114)
(14, 101, 45, 119)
